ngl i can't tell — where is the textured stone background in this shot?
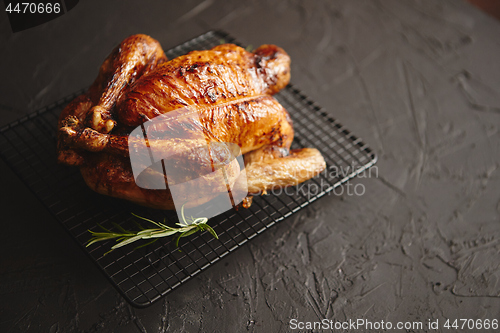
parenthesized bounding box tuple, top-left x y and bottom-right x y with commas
(1, 0, 499, 332)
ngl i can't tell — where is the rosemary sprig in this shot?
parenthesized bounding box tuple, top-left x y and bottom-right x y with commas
(86, 205, 217, 254)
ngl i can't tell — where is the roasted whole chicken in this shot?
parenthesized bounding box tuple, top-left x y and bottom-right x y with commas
(57, 34, 326, 210)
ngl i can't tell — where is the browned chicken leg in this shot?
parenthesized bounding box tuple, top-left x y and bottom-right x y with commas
(57, 34, 167, 165)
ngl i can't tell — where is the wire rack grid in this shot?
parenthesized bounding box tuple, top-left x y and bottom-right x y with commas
(0, 30, 377, 308)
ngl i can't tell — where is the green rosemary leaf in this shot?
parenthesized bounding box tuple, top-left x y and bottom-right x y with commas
(131, 219, 147, 231)
(96, 223, 113, 233)
(175, 232, 186, 248)
(86, 205, 218, 254)
(131, 213, 168, 229)
(115, 236, 129, 243)
(178, 227, 200, 238)
(180, 204, 189, 226)
(86, 237, 111, 248)
(204, 224, 219, 240)
(191, 217, 208, 225)
(145, 229, 180, 238)
(136, 228, 159, 236)
(88, 231, 121, 238)
(134, 239, 158, 250)
(111, 235, 144, 249)
(112, 222, 133, 234)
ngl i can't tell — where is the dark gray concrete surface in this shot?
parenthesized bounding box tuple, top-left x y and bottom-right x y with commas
(1, 0, 499, 332)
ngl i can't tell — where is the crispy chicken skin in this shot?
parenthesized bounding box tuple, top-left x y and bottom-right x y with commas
(116, 43, 291, 128)
(58, 34, 326, 209)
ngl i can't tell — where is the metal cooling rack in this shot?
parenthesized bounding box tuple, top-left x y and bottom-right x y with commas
(0, 30, 377, 308)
